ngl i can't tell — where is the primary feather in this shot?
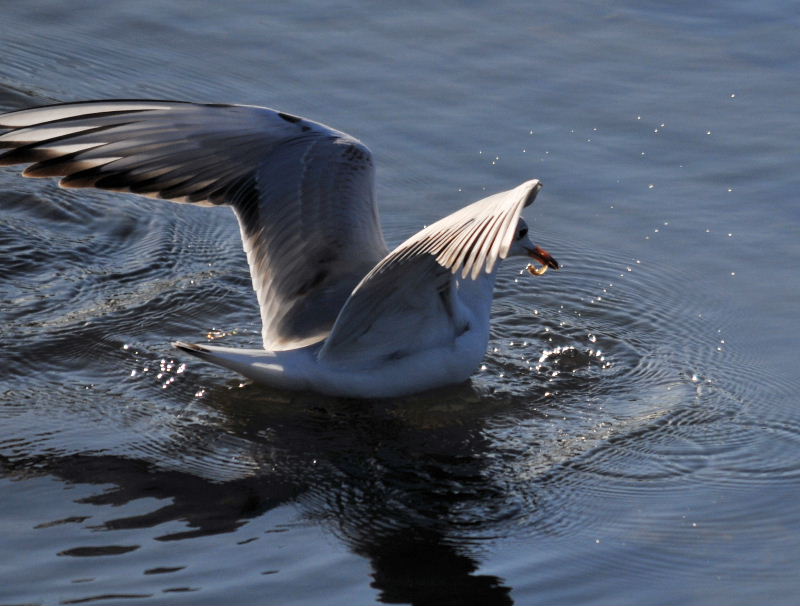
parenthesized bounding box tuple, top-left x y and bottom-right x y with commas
(0, 100, 387, 349)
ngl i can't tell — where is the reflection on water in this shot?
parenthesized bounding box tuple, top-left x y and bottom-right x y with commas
(2, 390, 519, 603)
(1, 135, 796, 603)
(2, 269, 785, 605)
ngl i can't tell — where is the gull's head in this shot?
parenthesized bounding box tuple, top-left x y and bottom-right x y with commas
(508, 218, 560, 276)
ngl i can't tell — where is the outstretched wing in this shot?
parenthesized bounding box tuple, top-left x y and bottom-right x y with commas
(318, 180, 541, 367)
(0, 100, 388, 349)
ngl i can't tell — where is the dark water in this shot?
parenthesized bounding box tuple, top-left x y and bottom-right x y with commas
(1, 2, 799, 604)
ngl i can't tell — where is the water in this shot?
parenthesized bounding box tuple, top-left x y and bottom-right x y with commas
(1, 2, 799, 604)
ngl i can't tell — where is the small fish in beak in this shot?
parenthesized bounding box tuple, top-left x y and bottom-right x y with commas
(526, 245, 559, 276)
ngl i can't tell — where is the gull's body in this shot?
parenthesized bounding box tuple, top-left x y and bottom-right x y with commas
(0, 100, 558, 398)
(176, 270, 498, 398)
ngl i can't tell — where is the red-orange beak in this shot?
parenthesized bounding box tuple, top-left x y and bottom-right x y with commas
(526, 245, 560, 276)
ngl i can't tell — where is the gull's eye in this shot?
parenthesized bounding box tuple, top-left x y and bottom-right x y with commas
(517, 226, 528, 240)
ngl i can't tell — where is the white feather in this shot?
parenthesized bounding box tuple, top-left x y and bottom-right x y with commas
(1, 100, 556, 397)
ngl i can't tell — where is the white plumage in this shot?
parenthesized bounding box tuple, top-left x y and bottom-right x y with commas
(0, 100, 559, 398)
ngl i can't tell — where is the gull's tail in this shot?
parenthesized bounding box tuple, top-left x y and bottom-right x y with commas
(173, 341, 317, 392)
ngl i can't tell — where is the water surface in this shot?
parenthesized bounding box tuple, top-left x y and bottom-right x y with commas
(1, 2, 799, 605)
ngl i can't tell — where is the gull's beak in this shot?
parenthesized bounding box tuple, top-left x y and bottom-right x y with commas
(526, 245, 560, 276)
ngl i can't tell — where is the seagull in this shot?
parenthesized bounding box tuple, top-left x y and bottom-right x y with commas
(0, 100, 559, 398)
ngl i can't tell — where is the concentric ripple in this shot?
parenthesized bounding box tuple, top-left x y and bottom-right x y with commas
(2, 164, 798, 601)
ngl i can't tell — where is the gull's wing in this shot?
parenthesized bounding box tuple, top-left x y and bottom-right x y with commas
(318, 180, 541, 367)
(0, 100, 388, 349)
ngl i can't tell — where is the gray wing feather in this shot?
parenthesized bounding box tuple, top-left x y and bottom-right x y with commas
(318, 255, 457, 368)
(319, 180, 541, 366)
(0, 100, 388, 349)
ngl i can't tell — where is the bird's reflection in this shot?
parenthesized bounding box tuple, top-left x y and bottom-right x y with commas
(2, 380, 523, 604)
(360, 529, 512, 606)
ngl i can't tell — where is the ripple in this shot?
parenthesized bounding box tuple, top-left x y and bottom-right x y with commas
(485, 247, 705, 398)
(144, 567, 185, 575)
(402, 228, 800, 545)
(59, 545, 140, 558)
(704, 419, 800, 484)
(2, 135, 797, 601)
(1, 188, 256, 393)
(61, 593, 153, 604)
